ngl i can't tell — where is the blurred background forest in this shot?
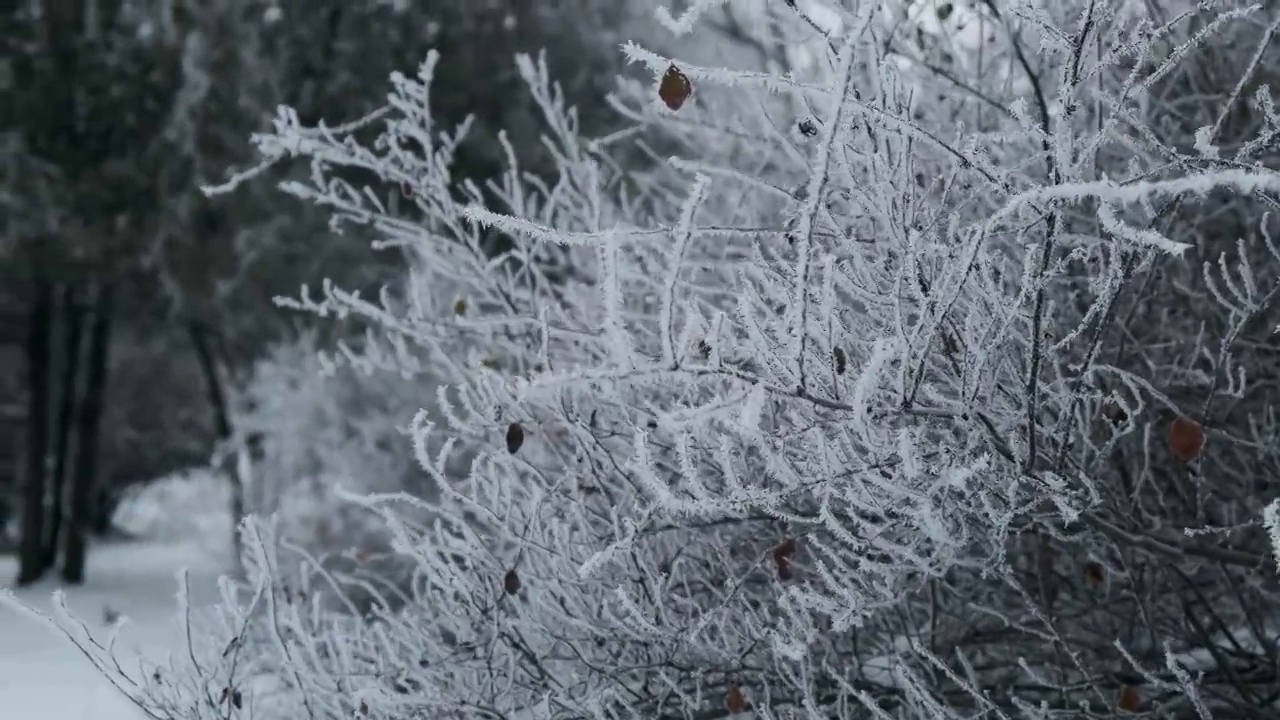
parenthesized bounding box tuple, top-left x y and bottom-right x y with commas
(0, 0, 655, 586)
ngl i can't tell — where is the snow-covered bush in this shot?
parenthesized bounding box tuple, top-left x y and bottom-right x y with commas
(232, 333, 424, 542)
(35, 1, 1280, 718)
(225, 329, 481, 604)
(112, 468, 231, 545)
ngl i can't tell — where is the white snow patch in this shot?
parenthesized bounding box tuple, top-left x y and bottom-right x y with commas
(0, 479, 234, 720)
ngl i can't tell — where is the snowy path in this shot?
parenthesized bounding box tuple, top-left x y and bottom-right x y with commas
(0, 538, 233, 720)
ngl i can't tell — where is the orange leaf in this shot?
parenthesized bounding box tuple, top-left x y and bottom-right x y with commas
(1117, 685, 1141, 711)
(659, 65, 692, 110)
(726, 684, 747, 714)
(1169, 415, 1205, 462)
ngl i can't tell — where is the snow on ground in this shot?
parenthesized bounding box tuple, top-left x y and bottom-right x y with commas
(0, 470, 234, 720)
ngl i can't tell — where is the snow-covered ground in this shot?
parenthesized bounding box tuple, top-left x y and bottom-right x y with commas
(0, 471, 234, 720)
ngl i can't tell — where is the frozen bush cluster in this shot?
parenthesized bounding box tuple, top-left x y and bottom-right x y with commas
(112, 468, 230, 544)
(226, 329, 478, 605)
(35, 1, 1280, 718)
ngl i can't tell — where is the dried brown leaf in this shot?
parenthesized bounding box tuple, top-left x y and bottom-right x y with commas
(1083, 561, 1104, 588)
(1169, 415, 1205, 462)
(726, 684, 747, 714)
(659, 65, 692, 110)
(506, 422, 525, 454)
(1117, 685, 1141, 711)
(503, 568, 522, 595)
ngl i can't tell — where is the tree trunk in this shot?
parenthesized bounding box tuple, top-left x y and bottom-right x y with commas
(44, 284, 85, 569)
(188, 320, 245, 571)
(62, 283, 113, 585)
(16, 277, 55, 586)
(91, 486, 116, 536)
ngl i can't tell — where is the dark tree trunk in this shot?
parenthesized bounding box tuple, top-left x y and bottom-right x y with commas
(44, 284, 85, 569)
(189, 320, 245, 569)
(16, 277, 55, 586)
(91, 487, 116, 536)
(188, 321, 233, 441)
(62, 283, 113, 585)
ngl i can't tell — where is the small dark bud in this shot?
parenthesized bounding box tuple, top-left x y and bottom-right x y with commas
(503, 568, 522, 595)
(506, 422, 524, 454)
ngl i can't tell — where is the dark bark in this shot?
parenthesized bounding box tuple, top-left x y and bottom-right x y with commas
(62, 283, 113, 584)
(189, 322, 233, 440)
(91, 487, 115, 536)
(188, 320, 245, 569)
(44, 284, 85, 569)
(16, 277, 55, 586)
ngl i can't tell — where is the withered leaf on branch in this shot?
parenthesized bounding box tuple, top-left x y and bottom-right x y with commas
(774, 537, 797, 559)
(1083, 561, 1104, 589)
(773, 537, 797, 580)
(503, 568, 522, 595)
(506, 422, 525, 454)
(726, 684, 747, 714)
(1169, 415, 1204, 462)
(659, 64, 692, 110)
(219, 686, 243, 709)
(1116, 685, 1141, 711)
